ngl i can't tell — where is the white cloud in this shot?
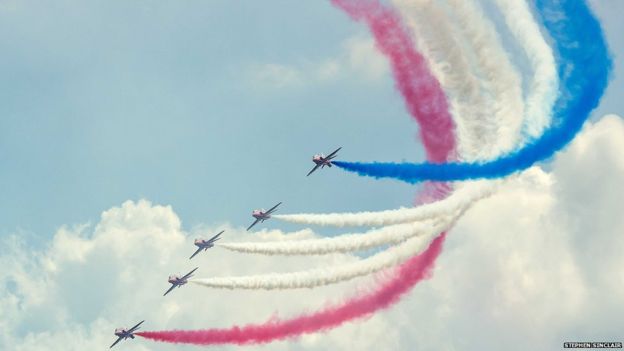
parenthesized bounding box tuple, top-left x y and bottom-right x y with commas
(246, 36, 388, 90)
(1, 115, 623, 350)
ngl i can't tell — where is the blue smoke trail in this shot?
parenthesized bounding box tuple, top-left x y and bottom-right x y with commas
(334, 0, 612, 184)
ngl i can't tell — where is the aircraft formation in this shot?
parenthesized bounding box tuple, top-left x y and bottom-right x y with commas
(110, 147, 341, 348)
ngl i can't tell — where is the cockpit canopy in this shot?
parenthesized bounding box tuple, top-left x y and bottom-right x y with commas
(114, 328, 125, 335)
(194, 238, 203, 245)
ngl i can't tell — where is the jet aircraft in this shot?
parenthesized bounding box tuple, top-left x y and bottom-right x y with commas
(307, 147, 342, 176)
(110, 320, 144, 348)
(189, 230, 224, 259)
(247, 202, 282, 231)
(163, 267, 198, 296)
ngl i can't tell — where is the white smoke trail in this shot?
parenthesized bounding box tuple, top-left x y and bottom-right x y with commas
(443, 0, 525, 158)
(191, 213, 458, 290)
(392, 0, 491, 160)
(493, 0, 558, 139)
(218, 218, 439, 255)
(220, 182, 494, 255)
(193, 172, 549, 290)
(191, 168, 550, 290)
(273, 180, 493, 227)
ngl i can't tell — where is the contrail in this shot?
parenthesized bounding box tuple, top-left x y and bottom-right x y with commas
(273, 180, 494, 227)
(493, 0, 558, 140)
(334, 0, 612, 183)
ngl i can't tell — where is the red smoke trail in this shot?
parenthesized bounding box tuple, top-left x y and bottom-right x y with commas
(138, 0, 455, 345)
(331, 0, 456, 162)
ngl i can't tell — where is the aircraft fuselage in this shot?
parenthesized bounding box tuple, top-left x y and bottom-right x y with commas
(168, 276, 188, 286)
(313, 155, 332, 167)
(252, 211, 270, 220)
(194, 240, 213, 249)
(114, 329, 134, 340)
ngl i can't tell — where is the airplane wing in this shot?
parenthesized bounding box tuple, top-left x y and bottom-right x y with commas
(208, 230, 225, 242)
(110, 336, 124, 348)
(326, 147, 342, 159)
(163, 284, 177, 296)
(307, 164, 321, 176)
(266, 202, 282, 214)
(189, 247, 203, 260)
(181, 267, 199, 280)
(247, 218, 261, 231)
(128, 320, 145, 333)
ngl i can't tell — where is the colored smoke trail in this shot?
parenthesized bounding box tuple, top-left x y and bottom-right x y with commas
(138, 0, 456, 345)
(331, 0, 456, 162)
(137, 233, 446, 345)
(334, 0, 612, 183)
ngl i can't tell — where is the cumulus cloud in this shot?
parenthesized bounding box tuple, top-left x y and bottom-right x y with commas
(1, 115, 623, 350)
